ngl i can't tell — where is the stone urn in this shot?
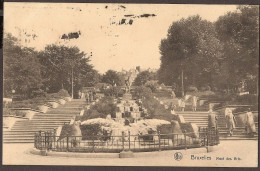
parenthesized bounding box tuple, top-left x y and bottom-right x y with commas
(37, 105, 49, 113)
(58, 99, 66, 105)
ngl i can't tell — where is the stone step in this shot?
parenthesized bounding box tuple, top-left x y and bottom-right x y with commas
(32, 116, 76, 118)
(12, 124, 64, 128)
(3, 132, 37, 135)
(13, 121, 70, 124)
(11, 126, 61, 129)
(33, 113, 78, 116)
(3, 135, 35, 139)
(220, 136, 258, 140)
(184, 119, 208, 121)
(14, 122, 70, 125)
(3, 139, 35, 143)
(32, 115, 77, 120)
(15, 119, 71, 122)
(32, 116, 75, 118)
(11, 129, 57, 132)
(45, 111, 80, 114)
(12, 124, 66, 128)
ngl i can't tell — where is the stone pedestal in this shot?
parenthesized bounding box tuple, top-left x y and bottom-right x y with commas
(206, 146, 218, 153)
(123, 93, 132, 100)
(40, 150, 48, 156)
(119, 151, 134, 158)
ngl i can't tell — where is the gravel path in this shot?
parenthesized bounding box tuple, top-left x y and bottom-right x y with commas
(3, 140, 258, 167)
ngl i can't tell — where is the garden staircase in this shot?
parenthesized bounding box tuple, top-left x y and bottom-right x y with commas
(177, 111, 211, 128)
(178, 111, 258, 140)
(217, 112, 258, 140)
(3, 99, 87, 143)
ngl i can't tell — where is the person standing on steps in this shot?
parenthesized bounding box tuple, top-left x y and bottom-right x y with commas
(192, 96, 197, 111)
(177, 98, 182, 111)
(208, 110, 218, 129)
(180, 98, 185, 112)
(245, 108, 256, 138)
(78, 90, 82, 99)
(225, 109, 236, 136)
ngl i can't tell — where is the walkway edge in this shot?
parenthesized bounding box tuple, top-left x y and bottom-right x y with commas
(28, 147, 209, 158)
(29, 148, 120, 158)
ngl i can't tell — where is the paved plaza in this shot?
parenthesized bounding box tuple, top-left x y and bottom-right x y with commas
(3, 140, 258, 167)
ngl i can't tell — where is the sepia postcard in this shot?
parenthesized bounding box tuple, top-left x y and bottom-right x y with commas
(2, 2, 259, 167)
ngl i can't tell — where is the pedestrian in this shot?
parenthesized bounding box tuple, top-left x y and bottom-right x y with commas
(85, 92, 89, 103)
(171, 108, 176, 114)
(225, 109, 236, 136)
(245, 108, 256, 137)
(81, 91, 85, 99)
(208, 111, 218, 129)
(171, 90, 176, 98)
(78, 91, 82, 99)
(192, 96, 197, 111)
(180, 98, 185, 112)
(177, 98, 182, 111)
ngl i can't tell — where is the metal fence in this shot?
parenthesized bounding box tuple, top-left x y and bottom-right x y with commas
(34, 127, 219, 153)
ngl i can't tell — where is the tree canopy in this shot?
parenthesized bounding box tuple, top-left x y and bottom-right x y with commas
(158, 6, 259, 94)
(3, 33, 101, 98)
(101, 70, 125, 86)
(215, 5, 259, 93)
(3, 33, 43, 98)
(133, 70, 157, 86)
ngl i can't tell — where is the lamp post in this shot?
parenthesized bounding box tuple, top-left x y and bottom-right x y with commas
(11, 89, 15, 108)
(71, 66, 74, 99)
(181, 63, 184, 98)
(180, 48, 188, 98)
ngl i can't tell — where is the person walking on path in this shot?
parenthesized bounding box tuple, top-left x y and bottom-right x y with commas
(225, 109, 236, 136)
(245, 108, 256, 138)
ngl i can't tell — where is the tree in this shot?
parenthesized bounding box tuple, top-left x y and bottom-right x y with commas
(102, 70, 124, 86)
(158, 15, 223, 92)
(215, 5, 259, 93)
(133, 70, 157, 86)
(132, 86, 153, 99)
(3, 33, 43, 98)
(37, 45, 96, 95)
(145, 80, 159, 92)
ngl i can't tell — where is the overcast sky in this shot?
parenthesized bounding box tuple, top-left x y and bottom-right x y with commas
(4, 3, 238, 73)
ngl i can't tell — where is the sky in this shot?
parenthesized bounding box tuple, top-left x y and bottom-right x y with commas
(4, 3, 238, 73)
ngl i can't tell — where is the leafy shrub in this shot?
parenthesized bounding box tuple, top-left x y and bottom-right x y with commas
(78, 97, 117, 121)
(3, 108, 26, 117)
(145, 80, 159, 92)
(3, 108, 14, 116)
(233, 105, 258, 113)
(102, 87, 124, 97)
(200, 85, 211, 91)
(57, 89, 70, 97)
(29, 89, 47, 99)
(131, 86, 153, 99)
(235, 94, 258, 105)
(201, 93, 234, 102)
(80, 124, 102, 140)
(187, 85, 198, 92)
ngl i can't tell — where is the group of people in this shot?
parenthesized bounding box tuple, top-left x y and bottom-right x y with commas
(79, 91, 96, 103)
(176, 95, 198, 111)
(225, 108, 256, 137)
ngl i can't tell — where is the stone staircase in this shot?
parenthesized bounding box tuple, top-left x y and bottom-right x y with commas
(3, 99, 87, 143)
(178, 110, 258, 140)
(217, 112, 258, 140)
(177, 111, 212, 128)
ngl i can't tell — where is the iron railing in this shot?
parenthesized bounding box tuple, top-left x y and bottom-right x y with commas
(34, 127, 219, 153)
